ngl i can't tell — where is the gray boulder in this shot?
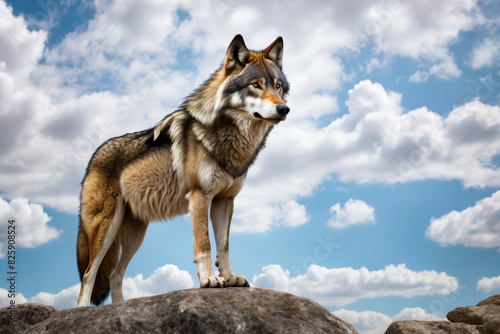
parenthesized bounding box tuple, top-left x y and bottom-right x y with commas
(477, 294, 500, 307)
(4, 288, 357, 334)
(0, 303, 59, 334)
(385, 320, 491, 334)
(447, 295, 500, 333)
(385, 294, 500, 334)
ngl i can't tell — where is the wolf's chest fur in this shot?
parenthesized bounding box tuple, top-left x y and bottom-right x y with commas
(191, 114, 273, 177)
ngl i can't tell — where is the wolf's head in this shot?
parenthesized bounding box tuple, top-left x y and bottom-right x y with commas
(222, 34, 290, 124)
(184, 35, 290, 126)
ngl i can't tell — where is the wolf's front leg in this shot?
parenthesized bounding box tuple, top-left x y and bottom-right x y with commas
(189, 190, 226, 288)
(210, 196, 250, 287)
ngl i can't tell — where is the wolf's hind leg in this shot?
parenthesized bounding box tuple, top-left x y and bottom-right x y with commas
(189, 190, 226, 288)
(78, 197, 125, 307)
(211, 196, 250, 287)
(110, 208, 149, 303)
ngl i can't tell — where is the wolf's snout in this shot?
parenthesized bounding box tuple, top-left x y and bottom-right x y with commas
(277, 105, 290, 118)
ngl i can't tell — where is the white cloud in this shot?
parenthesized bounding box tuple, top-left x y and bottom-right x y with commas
(328, 199, 375, 229)
(30, 284, 80, 309)
(409, 56, 462, 83)
(362, 58, 389, 74)
(0, 1, 46, 78)
(428, 57, 462, 80)
(360, 58, 390, 74)
(370, 0, 476, 58)
(45, 0, 183, 64)
(21, 264, 194, 309)
(232, 199, 309, 233)
(232, 200, 278, 234)
(123, 264, 194, 300)
(409, 70, 430, 83)
(365, 0, 477, 80)
(252, 263, 459, 307)
(333, 309, 392, 334)
(0, 2, 80, 212)
(279, 201, 309, 227)
(0, 288, 28, 307)
(477, 275, 500, 293)
(471, 38, 500, 69)
(392, 307, 443, 321)
(335, 307, 443, 334)
(426, 191, 500, 249)
(0, 198, 60, 258)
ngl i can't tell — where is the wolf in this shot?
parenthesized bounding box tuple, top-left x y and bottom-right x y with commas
(76, 35, 290, 306)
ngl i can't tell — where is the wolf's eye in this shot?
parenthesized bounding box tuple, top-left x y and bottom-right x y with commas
(252, 82, 261, 89)
(276, 83, 281, 89)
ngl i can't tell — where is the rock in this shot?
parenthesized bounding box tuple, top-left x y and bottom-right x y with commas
(0, 303, 59, 334)
(385, 294, 500, 334)
(477, 294, 500, 307)
(447, 295, 500, 334)
(16, 288, 358, 334)
(385, 320, 491, 334)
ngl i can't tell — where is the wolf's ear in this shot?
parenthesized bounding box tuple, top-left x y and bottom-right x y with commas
(264, 36, 284, 69)
(225, 34, 250, 71)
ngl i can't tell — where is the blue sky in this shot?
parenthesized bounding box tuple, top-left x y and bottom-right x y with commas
(1, 0, 500, 332)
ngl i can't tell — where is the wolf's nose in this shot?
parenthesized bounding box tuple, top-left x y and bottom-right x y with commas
(277, 105, 290, 118)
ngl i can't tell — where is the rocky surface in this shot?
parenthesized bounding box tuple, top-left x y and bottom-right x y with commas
(447, 295, 500, 333)
(385, 320, 491, 333)
(477, 294, 500, 307)
(0, 303, 59, 334)
(385, 294, 500, 334)
(1, 288, 357, 334)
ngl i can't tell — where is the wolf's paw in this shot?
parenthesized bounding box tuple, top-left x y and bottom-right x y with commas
(225, 275, 250, 287)
(200, 275, 226, 288)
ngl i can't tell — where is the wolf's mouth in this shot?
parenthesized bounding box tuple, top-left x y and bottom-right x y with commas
(253, 112, 285, 123)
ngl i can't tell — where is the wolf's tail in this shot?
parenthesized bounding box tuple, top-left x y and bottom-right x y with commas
(76, 222, 89, 283)
(77, 216, 120, 306)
